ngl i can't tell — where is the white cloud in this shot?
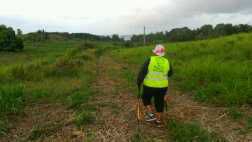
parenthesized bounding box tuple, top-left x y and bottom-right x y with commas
(0, 0, 251, 35)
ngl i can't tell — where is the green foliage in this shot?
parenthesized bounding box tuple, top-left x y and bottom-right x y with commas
(167, 119, 226, 142)
(0, 25, 24, 51)
(131, 23, 252, 44)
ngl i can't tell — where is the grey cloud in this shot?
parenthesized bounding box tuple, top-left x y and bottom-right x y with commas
(115, 0, 252, 34)
(1, 0, 252, 35)
(173, 0, 252, 14)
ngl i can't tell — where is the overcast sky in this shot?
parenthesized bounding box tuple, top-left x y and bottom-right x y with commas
(0, 0, 252, 35)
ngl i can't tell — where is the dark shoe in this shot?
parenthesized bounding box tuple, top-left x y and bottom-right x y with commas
(144, 112, 156, 122)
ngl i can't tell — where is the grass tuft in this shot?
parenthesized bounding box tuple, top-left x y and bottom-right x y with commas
(167, 119, 226, 142)
(74, 111, 95, 128)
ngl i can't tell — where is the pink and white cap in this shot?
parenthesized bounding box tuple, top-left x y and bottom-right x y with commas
(153, 44, 165, 56)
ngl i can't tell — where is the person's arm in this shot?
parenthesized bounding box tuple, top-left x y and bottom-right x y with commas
(168, 63, 173, 77)
(137, 58, 150, 89)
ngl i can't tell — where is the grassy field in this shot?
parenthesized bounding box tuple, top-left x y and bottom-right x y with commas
(111, 33, 252, 106)
(108, 33, 252, 141)
(0, 40, 101, 137)
(0, 33, 252, 141)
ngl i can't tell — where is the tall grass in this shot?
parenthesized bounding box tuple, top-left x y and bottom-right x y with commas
(0, 40, 99, 135)
(110, 33, 252, 106)
(0, 84, 24, 115)
(0, 83, 24, 135)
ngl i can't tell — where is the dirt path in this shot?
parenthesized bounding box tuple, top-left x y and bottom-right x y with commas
(86, 56, 170, 142)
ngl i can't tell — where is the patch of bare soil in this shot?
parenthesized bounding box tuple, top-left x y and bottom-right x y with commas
(167, 89, 252, 142)
(0, 103, 84, 142)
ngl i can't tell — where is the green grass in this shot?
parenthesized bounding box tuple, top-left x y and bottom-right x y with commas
(246, 116, 252, 132)
(110, 33, 252, 106)
(74, 111, 96, 128)
(131, 131, 145, 142)
(0, 40, 100, 135)
(0, 83, 24, 135)
(167, 119, 226, 142)
(28, 122, 64, 141)
(228, 107, 244, 120)
(0, 84, 24, 114)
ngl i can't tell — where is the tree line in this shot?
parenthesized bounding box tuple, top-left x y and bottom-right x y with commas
(23, 31, 122, 42)
(0, 25, 24, 51)
(131, 23, 252, 44)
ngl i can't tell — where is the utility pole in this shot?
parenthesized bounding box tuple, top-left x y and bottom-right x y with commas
(144, 26, 146, 45)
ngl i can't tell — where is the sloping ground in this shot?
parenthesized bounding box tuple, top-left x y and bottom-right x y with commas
(86, 55, 170, 142)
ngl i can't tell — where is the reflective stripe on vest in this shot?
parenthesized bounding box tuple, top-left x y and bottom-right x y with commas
(143, 56, 170, 88)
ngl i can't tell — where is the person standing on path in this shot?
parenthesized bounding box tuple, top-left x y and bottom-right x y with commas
(137, 44, 173, 127)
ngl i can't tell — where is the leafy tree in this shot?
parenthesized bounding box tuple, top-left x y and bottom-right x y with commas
(17, 29, 22, 36)
(167, 27, 194, 41)
(0, 25, 24, 51)
(130, 23, 252, 43)
(196, 25, 214, 39)
(112, 34, 121, 41)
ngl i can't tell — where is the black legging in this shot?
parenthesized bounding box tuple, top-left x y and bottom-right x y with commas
(142, 85, 168, 112)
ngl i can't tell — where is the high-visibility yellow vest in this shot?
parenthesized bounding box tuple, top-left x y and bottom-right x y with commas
(143, 56, 170, 88)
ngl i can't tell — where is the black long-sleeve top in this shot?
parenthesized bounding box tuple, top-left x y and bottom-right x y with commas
(137, 57, 173, 88)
